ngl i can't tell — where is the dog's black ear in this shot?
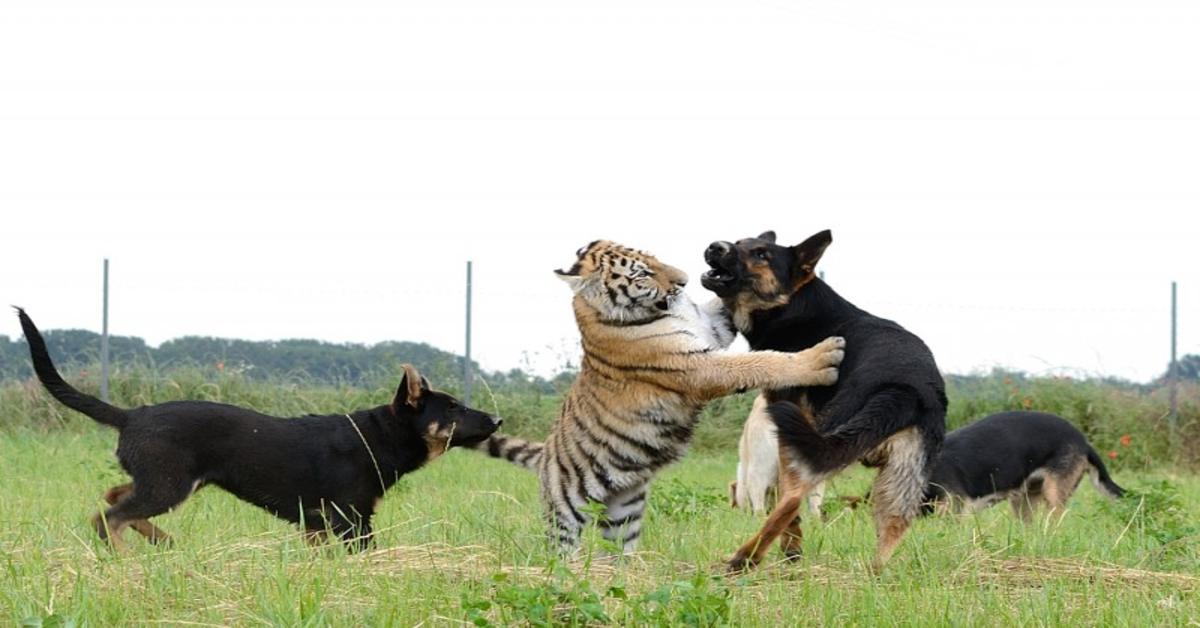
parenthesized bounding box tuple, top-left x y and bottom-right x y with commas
(399, 363, 424, 410)
(757, 231, 777, 244)
(790, 230, 832, 280)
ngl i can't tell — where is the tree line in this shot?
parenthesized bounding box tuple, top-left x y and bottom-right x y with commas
(1, 326, 1195, 391)
(0, 327, 569, 392)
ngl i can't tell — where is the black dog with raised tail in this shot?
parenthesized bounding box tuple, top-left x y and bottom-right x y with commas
(16, 306, 501, 551)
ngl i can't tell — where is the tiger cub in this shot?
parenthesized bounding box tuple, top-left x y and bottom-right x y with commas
(473, 240, 845, 557)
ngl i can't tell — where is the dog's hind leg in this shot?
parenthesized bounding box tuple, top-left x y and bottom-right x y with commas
(774, 449, 815, 559)
(92, 510, 131, 551)
(727, 455, 824, 572)
(806, 481, 826, 520)
(312, 501, 376, 549)
(304, 529, 330, 547)
(1040, 463, 1086, 524)
(348, 517, 374, 552)
(314, 501, 375, 552)
(95, 475, 197, 550)
(866, 429, 929, 574)
(1009, 492, 1036, 524)
(102, 484, 173, 546)
(726, 486, 811, 572)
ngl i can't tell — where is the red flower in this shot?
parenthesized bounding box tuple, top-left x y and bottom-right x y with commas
(217, 362, 225, 373)
(1120, 434, 1131, 447)
(1109, 451, 1118, 459)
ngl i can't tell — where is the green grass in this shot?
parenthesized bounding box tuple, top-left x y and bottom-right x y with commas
(2, 425, 1198, 627)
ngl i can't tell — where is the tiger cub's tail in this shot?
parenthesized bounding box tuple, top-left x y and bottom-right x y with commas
(472, 434, 543, 470)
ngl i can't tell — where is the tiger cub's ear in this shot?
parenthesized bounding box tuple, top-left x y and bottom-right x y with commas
(555, 268, 586, 292)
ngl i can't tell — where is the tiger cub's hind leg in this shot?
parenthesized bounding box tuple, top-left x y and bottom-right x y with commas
(599, 484, 649, 555)
(540, 465, 590, 559)
(544, 493, 587, 558)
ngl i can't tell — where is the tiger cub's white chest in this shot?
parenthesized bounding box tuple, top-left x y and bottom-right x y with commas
(668, 293, 736, 350)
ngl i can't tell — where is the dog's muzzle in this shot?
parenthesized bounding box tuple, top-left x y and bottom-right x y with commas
(701, 241, 738, 293)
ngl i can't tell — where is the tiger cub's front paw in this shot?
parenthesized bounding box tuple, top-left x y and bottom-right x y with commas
(798, 335, 845, 386)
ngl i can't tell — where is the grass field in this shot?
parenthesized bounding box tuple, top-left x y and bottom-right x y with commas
(2, 425, 1197, 627)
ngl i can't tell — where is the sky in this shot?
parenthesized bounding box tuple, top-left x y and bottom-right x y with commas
(2, 2, 1197, 384)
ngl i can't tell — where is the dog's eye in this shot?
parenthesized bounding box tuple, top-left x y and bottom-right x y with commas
(753, 250, 770, 261)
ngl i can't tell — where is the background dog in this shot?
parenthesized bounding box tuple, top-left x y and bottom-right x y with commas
(17, 307, 501, 551)
(923, 410, 1126, 521)
(702, 229, 947, 573)
(729, 393, 825, 518)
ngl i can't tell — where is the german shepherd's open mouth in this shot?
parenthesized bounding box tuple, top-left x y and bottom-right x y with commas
(700, 242, 741, 295)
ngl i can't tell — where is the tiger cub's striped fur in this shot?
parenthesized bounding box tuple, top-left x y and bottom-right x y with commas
(474, 240, 845, 556)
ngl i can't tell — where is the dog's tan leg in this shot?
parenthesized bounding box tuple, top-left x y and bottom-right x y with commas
(871, 513, 910, 575)
(1040, 480, 1063, 523)
(806, 480, 826, 521)
(304, 529, 330, 547)
(1009, 492, 1035, 524)
(866, 430, 926, 574)
(727, 485, 809, 573)
(724, 458, 820, 571)
(1041, 467, 1083, 524)
(103, 484, 173, 546)
(92, 511, 129, 551)
(870, 482, 914, 573)
(775, 449, 806, 559)
(94, 485, 133, 551)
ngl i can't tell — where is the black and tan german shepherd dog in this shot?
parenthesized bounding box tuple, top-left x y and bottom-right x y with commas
(923, 410, 1125, 521)
(701, 230, 947, 573)
(16, 307, 501, 551)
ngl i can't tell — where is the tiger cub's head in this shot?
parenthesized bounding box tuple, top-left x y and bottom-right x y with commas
(556, 240, 688, 323)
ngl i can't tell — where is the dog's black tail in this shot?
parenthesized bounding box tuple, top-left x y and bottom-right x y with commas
(768, 387, 932, 475)
(15, 307, 129, 430)
(470, 434, 543, 471)
(768, 401, 858, 474)
(1085, 447, 1126, 499)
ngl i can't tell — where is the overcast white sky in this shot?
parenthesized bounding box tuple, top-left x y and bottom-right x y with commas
(2, 2, 1197, 384)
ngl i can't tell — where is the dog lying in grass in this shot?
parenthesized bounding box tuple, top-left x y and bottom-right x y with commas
(16, 306, 501, 551)
(923, 410, 1126, 521)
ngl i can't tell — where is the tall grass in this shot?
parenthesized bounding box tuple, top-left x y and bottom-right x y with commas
(4, 362, 1196, 468)
(2, 366, 1198, 626)
(2, 429, 1196, 627)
